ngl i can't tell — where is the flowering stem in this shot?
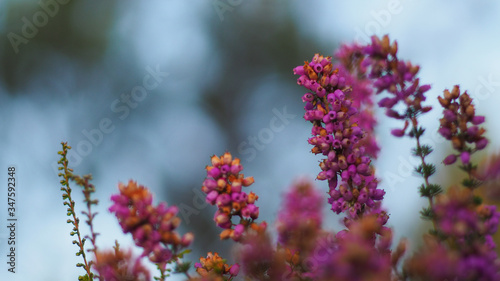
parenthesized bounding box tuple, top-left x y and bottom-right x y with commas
(72, 174, 100, 271)
(154, 263, 168, 281)
(57, 142, 95, 279)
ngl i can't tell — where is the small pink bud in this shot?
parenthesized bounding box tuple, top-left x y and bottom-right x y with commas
(378, 97, 398, 108)
(293, 66, 305, 75)
(443, 154, 457, 165)
(460, 152, 470, 164)
(229, 263, 240, 276)
(313, 64, 323, 73)
(476, 138, 488, 150)
(206, 190, 219, 204)
(391, 128, 405, 137)
(232, 225, 245, 241)
(242, 176, 254, 186)
(472, 116, 485, 125)
(215, 212, 230, 226)
(208, 167, 221, 178)
(203, 179, 217, 191)
(180, 233, 194, 247)
(438, 127, 452, 139)
(329, 75, 338, 87)
(419, 84, 431, 93)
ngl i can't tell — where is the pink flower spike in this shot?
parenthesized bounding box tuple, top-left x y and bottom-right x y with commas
(443, 154, 457, 165)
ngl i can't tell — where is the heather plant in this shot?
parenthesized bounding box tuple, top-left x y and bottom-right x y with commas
(57, 35, 500, 280)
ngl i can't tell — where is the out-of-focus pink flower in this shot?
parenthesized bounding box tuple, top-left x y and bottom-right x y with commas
(304, 216, 392, 281)
(276, 179, 323, 254)
(94, 248, 150, 281)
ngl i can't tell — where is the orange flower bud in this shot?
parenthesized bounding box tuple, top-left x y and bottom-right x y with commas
(220, 229, 232, 240)
(222, 152, 232, 165)
(211, 155, 222, 167)
(247, 192, 258, 204)
(242, 176, 254, 186)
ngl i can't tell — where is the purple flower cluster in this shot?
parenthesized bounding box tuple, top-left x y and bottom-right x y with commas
(335, 36, 432, 137)
(406, 186, 500, 280)
(293, 54, 386, 221)
(305, 216, 393, 281)
(194, 252, 240, 280)
(438, 86, 488, 165)
(276, 179, 323, 254)
(435, 186, 499, 241)
(201, 152, 266, 241)
(109, 180, 193, 263)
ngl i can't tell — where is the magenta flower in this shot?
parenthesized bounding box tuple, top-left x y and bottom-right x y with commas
(201, 152, 266, 241)
(443, 154, 457, 165)
(109, 180, 193, 263)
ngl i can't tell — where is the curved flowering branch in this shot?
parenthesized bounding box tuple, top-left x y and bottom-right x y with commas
(71, 174, 100, 269)
(293, 54, 387, 225)
(336, 35, 441, 230)
(57, 142, 97, 280)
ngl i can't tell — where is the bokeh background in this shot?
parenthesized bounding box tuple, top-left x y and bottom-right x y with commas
(1, 1, 500, 280)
